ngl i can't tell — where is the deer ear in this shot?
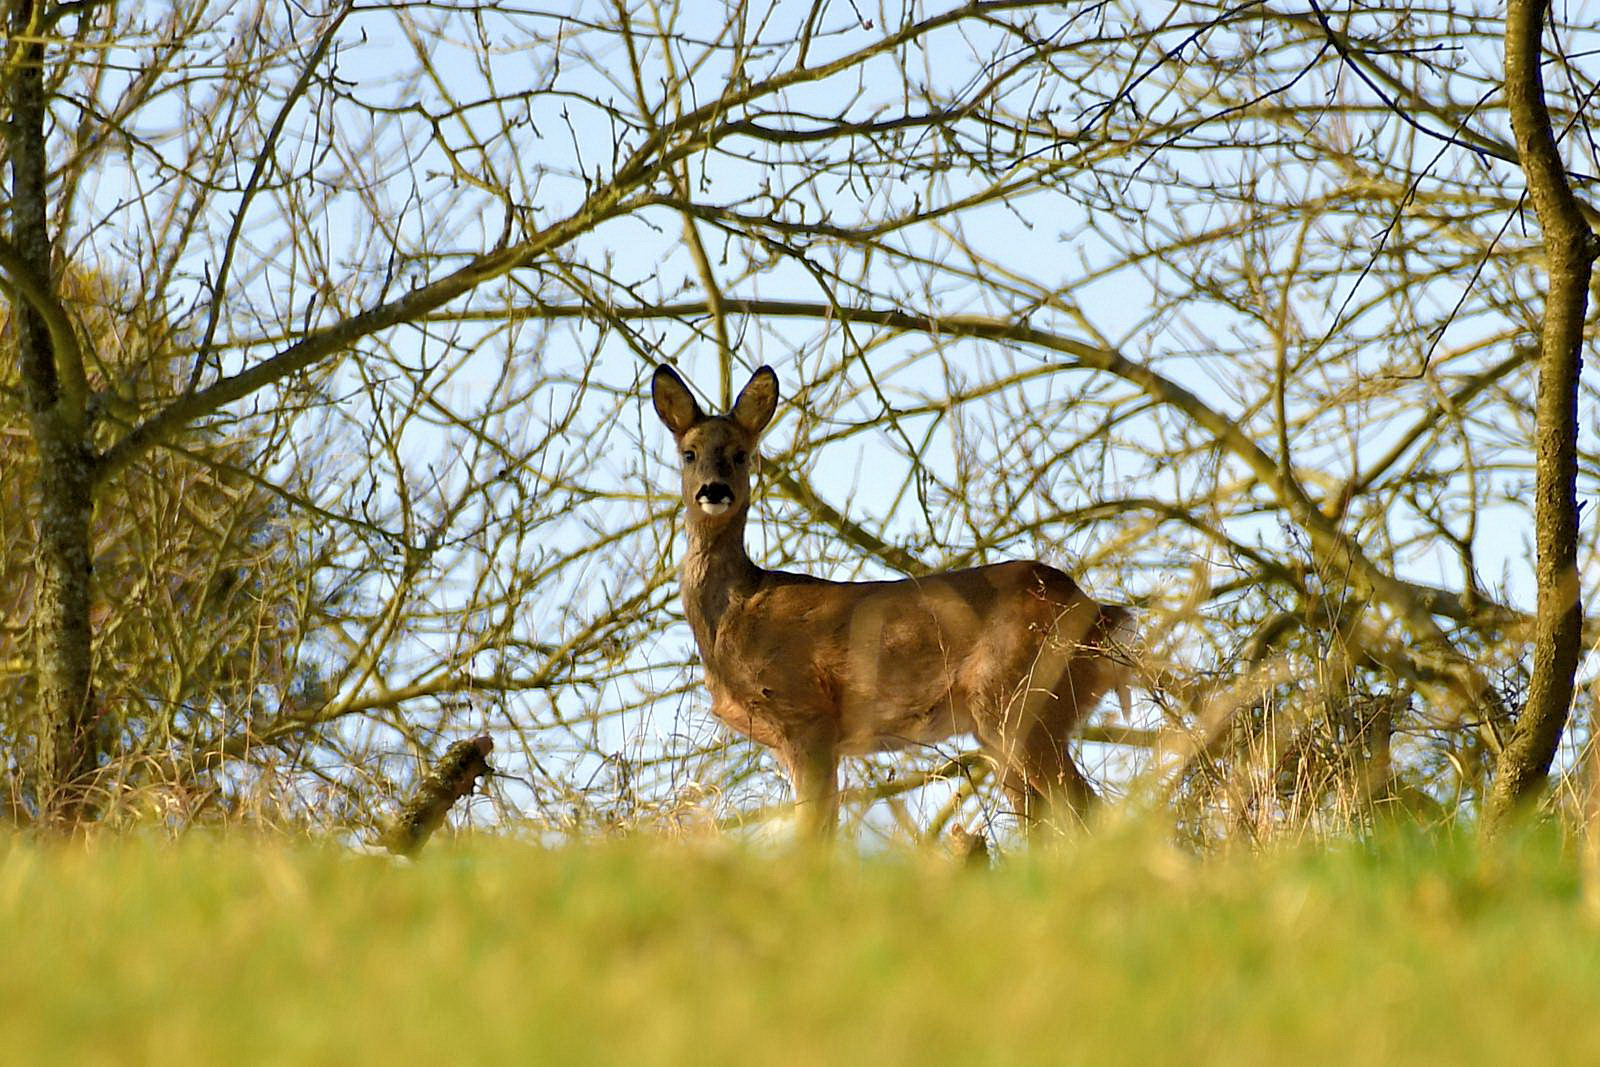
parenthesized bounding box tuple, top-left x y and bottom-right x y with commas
(652, 364, 703, 436)
(731, 366, 778, 437)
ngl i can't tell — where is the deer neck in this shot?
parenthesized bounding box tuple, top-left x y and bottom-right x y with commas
(680, 505, 763, 651)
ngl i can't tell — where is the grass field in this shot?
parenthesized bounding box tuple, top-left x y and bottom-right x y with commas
(3, 825, 1599, 1065)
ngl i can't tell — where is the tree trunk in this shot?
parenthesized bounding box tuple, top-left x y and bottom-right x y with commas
(1485, 0, 1596, 830)
(5, 0, 99, 825)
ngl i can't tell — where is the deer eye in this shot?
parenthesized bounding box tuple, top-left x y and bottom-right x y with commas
(682, 449, 696, 463)
(733, 450, 748, 465)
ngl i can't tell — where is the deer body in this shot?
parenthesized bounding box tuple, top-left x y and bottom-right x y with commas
(654, 364, 1130, 836)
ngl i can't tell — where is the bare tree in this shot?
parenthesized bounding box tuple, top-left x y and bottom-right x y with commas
(1484, 0, 1596, 829)
(1, 267, 334, 824)
(2, 0, 1594, 840)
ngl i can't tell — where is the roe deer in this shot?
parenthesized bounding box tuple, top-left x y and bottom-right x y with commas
(652, 363, 1132, 837)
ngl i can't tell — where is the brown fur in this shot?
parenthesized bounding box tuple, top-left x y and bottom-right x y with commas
(653, 364, 1132, 836)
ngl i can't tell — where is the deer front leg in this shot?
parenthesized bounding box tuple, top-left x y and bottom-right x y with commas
(779, 732, 839, 840)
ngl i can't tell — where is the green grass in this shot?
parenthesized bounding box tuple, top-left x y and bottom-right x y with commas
(3, 826, 1599, 1065)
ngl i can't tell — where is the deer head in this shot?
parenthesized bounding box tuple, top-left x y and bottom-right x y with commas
(652, 364, 778, 524)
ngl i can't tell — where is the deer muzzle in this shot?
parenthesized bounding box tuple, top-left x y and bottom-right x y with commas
(695, 482, 735, 516)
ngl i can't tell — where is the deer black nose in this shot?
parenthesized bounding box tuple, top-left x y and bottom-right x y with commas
(696, 482, 734, 506)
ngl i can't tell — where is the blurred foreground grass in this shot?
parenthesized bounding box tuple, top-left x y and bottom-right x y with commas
(2, 826, 1598, 1065)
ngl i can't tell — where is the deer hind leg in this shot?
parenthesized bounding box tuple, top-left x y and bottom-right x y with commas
(778, 728, 839, 840)
(983, 646, 1107, 833)
(1015, 719, 1098, 827)
(980, 715, 1096, 832)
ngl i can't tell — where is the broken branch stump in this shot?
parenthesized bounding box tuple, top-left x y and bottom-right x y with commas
(380, 735, 495, 857)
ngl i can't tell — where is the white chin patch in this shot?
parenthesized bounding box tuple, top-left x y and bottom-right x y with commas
(698, 500, 731, 516)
